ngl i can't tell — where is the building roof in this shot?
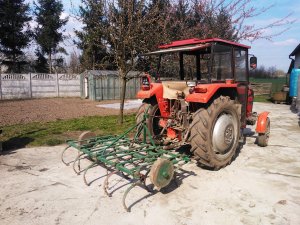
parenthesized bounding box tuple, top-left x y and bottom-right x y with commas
(159, 38, 251, 49)
(82, 70, 141, 78)
(289, 43, 300, 57)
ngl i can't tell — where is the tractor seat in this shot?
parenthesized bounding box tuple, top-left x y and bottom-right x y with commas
(162, 81, 190, 99)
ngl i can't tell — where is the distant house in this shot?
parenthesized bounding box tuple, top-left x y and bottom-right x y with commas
(289, 44, 300, 73)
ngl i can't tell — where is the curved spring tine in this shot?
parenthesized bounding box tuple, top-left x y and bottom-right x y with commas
(142, 169, 154, 193)
(61, 146, 72, 166)
(103, 170, 118, 197)
(122, 180, 142, 212)
(73, 152, 86, 175)
(83, 161, 99, 186)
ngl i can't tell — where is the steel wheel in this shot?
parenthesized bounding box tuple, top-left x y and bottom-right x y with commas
(212, 112, 239, 159)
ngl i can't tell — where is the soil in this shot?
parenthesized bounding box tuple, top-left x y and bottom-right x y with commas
(0, 98, 137, 126)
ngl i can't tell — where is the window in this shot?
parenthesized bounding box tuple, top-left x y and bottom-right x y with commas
(235, 49, 247, 81)
(158, 53, 180, 79)
(212, 44, 232, 80)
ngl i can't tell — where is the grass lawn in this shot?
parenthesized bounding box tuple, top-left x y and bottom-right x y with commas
(250, 77, 286, 93)
(1, 114, 136, 150)
(250, 77, 288, 103)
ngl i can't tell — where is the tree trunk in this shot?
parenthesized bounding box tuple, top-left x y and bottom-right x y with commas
(49, 53, 52, 73)
(119, 74, 127, 124)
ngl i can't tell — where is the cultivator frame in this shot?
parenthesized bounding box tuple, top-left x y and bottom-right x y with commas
(61, 109, 190, 211)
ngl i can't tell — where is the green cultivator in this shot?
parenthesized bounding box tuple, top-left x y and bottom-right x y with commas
(61, 110, 190, 212)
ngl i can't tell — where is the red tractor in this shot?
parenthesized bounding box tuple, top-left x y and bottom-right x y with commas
(136, 38, 270, 170)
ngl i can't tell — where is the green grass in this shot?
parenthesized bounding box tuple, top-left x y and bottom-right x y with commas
(253, 95, 272, 103)
(1, 114, 135, 150)
(250, 77, 287, 103)
(250, 77, 286, 93)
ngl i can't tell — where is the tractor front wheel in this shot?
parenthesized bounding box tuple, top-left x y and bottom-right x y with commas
(189, 96, 241, 170)
(257, 117, 270, 147)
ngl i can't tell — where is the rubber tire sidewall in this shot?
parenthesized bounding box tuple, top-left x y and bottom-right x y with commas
(189, 96, 241, 170)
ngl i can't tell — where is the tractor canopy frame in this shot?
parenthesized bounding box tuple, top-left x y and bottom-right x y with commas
(144, 38, 251, 84)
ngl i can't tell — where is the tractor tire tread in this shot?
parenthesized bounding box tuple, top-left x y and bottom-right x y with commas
(189, 96, 240, 170)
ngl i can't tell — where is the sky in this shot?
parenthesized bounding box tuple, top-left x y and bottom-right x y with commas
(242, 0, 300, 72)
(27, 0, 300, 72)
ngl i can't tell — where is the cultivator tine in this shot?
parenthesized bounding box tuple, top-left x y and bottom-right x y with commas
(122, 180, 142, 212)
(61, 146, 72, 166)
(103, 170, 118, 197)
(62, 108, 191, 212)
(83, 161, 99, 186)
(72, 152, 86, 175)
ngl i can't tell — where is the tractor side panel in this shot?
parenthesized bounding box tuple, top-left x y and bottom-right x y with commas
(247, 88, 254, 118)
(185, 83, 238, 103)
(236, 83, 248, 128)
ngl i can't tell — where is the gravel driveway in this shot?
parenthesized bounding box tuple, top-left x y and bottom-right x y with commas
(0, 102, 299, 225)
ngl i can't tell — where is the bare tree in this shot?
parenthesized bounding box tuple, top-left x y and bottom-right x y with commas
(105, 0, 163, 123)
(69, 52, 80, 73)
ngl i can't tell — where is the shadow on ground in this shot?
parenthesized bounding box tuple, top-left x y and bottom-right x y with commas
(1, 129, 47, 154)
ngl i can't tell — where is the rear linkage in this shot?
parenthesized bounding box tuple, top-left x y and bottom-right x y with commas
(61, 107, 190, 212)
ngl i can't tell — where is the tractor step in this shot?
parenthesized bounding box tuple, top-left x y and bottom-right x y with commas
(62, 109, 190, 212)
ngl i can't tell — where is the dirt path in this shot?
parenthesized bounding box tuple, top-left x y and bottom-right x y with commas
(0, 98, 137, 126)
(0, 103, 300, 225)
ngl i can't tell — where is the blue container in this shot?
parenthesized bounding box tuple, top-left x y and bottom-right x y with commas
(290, 68, 300, 97)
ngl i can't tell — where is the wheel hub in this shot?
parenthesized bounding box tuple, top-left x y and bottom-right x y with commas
(212, 114, 237, 155)
(224, 124, 234, 144)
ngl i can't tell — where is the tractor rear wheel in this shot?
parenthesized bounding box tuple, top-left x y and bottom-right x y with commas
(189, 96, 241, 170)
(136, 103, 162, 137)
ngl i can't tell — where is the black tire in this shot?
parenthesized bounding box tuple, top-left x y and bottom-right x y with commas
(136, 103, 162, 137)
(257, 117, 270, 147)
(189, 96, 241, 170)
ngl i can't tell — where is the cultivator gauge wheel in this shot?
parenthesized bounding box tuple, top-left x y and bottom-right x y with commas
(78, 131, 96, 146)
(150, 158, 174, 190)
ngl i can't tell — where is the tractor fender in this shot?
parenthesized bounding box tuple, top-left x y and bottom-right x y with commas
(136, 83, 163, 99)
(255, 112, 270, 133)
(185, 83, 237, 103)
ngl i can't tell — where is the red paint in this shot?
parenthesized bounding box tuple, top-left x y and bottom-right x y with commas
(246, 88, 254, 118)
(255, 112, 270, 133)
(185, 83, 238, 103)
(159, 119, 167, 128)
(136, 83, 163, 99)
(159, 38, 250, 49)
(167, 128, 177, 139)
(157, 98, 170, 118)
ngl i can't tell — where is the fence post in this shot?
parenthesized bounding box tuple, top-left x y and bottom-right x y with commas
(29, 73, 32, 98)
(56, 73, 59, 97)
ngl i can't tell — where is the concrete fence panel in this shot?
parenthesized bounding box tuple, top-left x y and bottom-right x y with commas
(0, 73, 81, 100)
(31, 73, 57, 98)
(1, 74, 30, 99)
(58, 74, 81, 97)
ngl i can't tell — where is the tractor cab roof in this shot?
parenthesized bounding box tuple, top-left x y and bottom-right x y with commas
(159, 38, 250, 49)
(144, 38, 250, 56)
